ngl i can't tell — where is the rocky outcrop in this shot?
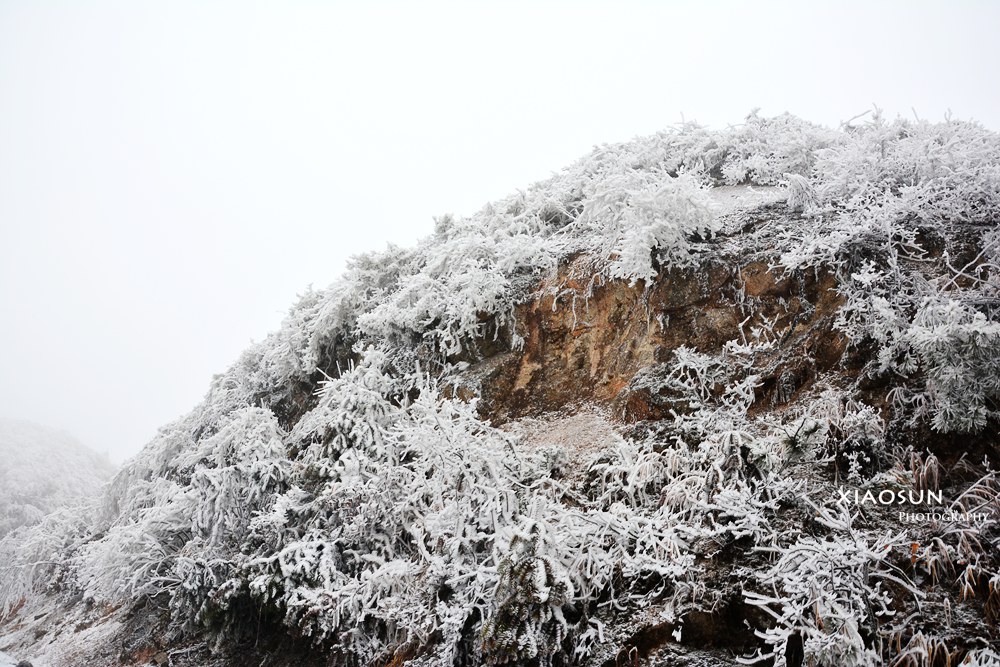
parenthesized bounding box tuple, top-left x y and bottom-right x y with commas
(464, 241, 848, 428)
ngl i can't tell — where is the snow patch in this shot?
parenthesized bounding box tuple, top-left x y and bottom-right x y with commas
(503, 408, 622, 481)
(707, 184, 784, 215)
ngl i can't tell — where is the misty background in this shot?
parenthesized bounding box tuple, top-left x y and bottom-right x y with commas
(1, 0, 998, 464)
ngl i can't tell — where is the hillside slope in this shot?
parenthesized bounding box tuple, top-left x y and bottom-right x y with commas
(2, 112, 999, 667)
(0, 420, 115, 539)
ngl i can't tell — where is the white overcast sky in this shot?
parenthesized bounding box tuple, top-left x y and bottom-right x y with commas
(1, 0, 998, 463)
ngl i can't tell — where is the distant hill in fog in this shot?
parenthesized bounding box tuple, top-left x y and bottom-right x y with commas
(0, 419, 116, 538)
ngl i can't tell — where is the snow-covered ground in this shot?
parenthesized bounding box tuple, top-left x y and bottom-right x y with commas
(707, 183, 783, 214)
(0, 591, 127, 667)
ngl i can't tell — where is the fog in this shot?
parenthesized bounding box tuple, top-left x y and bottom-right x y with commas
(1, 0, 998, 463)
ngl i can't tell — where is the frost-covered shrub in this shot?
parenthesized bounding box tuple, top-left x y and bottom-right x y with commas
(784, 173, 818, 213)
(903, 298, 1000, 432)
(73, 477, 193, 603)
(776, 114, 1000, 435)
(814, 113, 1000, 225)
(569, 170, 718, 285)
(244, 369, 534, 661)
(245, 366, 701, 664)
(721, 111, 838, 185)
(181, 408, 291, 547)
(62, 407, 291, 637)
(798, 389, 886, 481)
(482, 521, 573, 666)
(0, 506, 92, 617)
(743, 506, 916, 667)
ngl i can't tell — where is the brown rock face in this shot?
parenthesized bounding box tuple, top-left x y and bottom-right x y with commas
(465, 253, 847, 425)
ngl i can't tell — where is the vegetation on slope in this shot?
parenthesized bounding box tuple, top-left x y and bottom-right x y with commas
(2, 111, 1000, 666)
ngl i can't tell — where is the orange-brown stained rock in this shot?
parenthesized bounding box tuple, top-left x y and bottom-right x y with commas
(466, 254, 849, 426)
(740, 260, 791, 298)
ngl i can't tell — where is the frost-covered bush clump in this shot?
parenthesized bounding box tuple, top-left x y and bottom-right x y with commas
(778, 111, 1000, 433)
(742, 507, 918, 667)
